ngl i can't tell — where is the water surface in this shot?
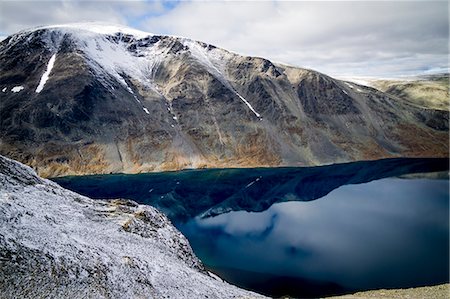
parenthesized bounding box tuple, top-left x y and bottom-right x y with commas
(53, 158, 449, 297)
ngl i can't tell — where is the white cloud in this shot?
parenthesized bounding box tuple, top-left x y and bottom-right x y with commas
(140, 1, 448, 78)
(0, 1, 165, 34)
(0, 2, 121, 33)
(0, 1, 448, 78)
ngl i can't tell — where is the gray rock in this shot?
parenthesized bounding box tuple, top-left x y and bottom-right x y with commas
(0, 154, 265, 298)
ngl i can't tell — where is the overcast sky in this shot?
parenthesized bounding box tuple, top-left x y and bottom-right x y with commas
(0, 1, 448, 78)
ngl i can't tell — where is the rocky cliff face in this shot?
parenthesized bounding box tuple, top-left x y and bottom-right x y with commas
(0, 23, 447, 177)
(0, 154, 264, 298)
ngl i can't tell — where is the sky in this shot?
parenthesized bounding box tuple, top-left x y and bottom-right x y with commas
(0, 0, 448, 78)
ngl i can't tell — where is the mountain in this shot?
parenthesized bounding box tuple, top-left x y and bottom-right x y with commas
(0, 154, 265, 298)
(367, 74, 449, 111)
(0, 23, 447, 177)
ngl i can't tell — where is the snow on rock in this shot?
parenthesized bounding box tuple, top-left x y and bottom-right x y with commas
(344, 82, 364, 93)
(345, 82, 354, 89)
(72, 28, 171, 97)
(236, 91, 261, 118)
(0, 155, 265, 299)
(182, 39, 262, 118)
(17, 23, 160, 94)
(11, 86, 24, 92)
(143, 107, 150, 114)
(183, 39, 224, 78)
(337, 76, 379, 87)
(81, 35, 147, 90)
(133, 95, 141, 103)
(18, 23, 263, 119)
(35, 53, 56, 93)
(35, 22, 152, 39)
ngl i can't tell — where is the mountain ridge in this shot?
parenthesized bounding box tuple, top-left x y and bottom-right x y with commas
(0, 23, 447, 177)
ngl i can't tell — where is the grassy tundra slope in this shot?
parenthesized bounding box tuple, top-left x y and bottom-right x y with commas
(370, 74, 449, 111)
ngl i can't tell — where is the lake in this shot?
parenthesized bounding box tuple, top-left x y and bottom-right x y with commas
(53, 158, 449, 298)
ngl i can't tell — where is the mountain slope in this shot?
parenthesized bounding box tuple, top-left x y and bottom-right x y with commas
(0, 154, 264, 298)
(368, 74, 449, 111)
(0, 23, 447, 177)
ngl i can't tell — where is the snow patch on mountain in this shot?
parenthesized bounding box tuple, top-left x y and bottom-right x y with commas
(36, 53, 56, 93)
(182, 39, 262, 118)
(11, 86, 24, 92)
(81, 34, 152, 90)
(16, 23, 163, 96)
(0, 155, 265, 298)
(12, 23, 263, 118)
(235, 91, 262, 118)
(31, 22, 152, 39)
(183, 39, 225, 77)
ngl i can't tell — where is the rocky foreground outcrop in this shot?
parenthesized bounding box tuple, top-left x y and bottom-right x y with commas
(0, 155, 264, 298)
(0, 23, 448, 177)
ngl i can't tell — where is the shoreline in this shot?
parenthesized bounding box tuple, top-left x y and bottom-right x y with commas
(327, 283, 449, 299)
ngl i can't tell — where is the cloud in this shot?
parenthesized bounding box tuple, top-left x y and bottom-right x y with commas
(0, 1, 165, 34)
(140, 1, 448, 77)
(0, 1, 447, 78)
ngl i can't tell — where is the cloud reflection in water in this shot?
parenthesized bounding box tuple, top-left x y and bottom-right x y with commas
(180, 178, 449, 295)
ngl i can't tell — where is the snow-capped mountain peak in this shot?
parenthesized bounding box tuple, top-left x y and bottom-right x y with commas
(9, 22, 241, 112)
(22, 22, 154, 39)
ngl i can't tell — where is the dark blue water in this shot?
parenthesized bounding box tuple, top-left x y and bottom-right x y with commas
(53, 158, 449, 298)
